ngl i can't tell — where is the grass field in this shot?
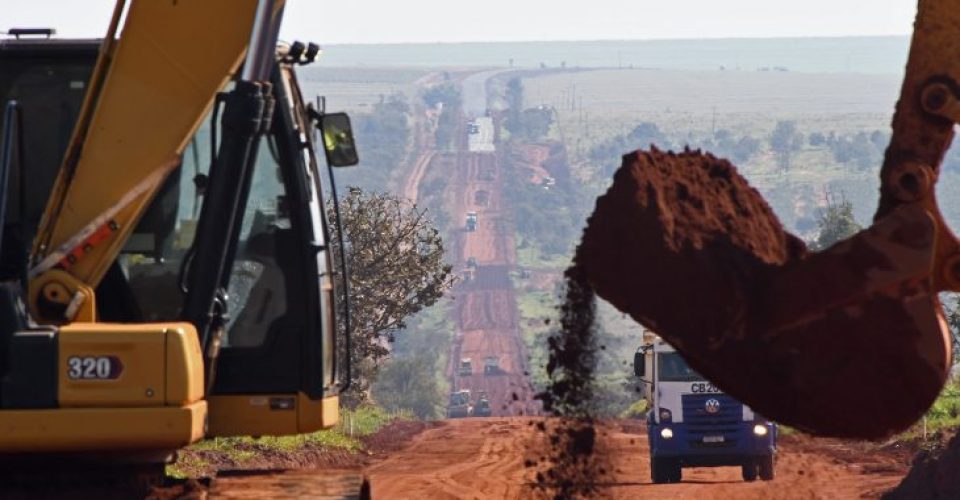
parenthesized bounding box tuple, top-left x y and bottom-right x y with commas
(168, 406, 411, 478)
(298, 66, 430, 112)
(516, 68, 927, 235)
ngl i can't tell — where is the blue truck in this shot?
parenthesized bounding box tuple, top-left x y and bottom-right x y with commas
(634, 332, 777, 484)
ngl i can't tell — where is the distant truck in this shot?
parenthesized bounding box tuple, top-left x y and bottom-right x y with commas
(447, 390, 473, 418)
(635, 332, 777, 484)
(459, 358, 473, 377)
(474, 395, 492, 417)
(483, 356, 499, 375)
(466, 211, 478, 231)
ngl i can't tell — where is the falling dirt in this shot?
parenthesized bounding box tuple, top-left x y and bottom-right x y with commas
(530, 265, 612, 499)
(573, 147, 945, 440)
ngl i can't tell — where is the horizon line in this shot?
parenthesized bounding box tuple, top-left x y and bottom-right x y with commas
(320, 33, 911, 47)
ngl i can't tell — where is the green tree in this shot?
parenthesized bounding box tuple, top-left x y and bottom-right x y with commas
(421, 83, 462, 150)
(941, 293, 960, 358)
(812, 193, 862, 250)
(517, 107, 554, 141)
(328, 189, 456, 405)
(770, 120, 802, 171)
(421, 83, 462, 109)
(372, 356, 444, 419)
(504, 78, 524, 135)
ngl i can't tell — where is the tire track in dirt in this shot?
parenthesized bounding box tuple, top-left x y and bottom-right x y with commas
(367, 419, 539, 499)
(401, 151, 436, 204)
(370, 418, 908, 499)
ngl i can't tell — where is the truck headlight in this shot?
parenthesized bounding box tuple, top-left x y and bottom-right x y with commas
(659, 409, 672, 422)
(660, 427, 674, 439)
(753, 424, 769, 437)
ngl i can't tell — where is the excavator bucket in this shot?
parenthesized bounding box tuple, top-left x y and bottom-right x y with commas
(576, 149, 949, 439)
(576, 0, 960, 439)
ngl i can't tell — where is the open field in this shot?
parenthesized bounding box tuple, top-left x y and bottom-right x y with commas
(297, 66, 430, 111)
(516, 67, 960, 235)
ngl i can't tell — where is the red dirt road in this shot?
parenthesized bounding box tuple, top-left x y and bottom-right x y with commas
(368, 418, 908, 499)
(448, 145, 539, 416)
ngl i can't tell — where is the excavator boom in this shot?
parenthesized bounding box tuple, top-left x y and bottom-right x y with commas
(30, 0, 262, 324)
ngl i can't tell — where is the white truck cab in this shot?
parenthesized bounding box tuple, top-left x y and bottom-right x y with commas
(635, 331, 777, 484)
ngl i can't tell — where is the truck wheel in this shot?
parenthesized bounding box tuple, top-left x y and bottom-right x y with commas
(759, 455, 775, 481)
(651, 458, 681, 484)
(651, 458, 668, 484)
(742, 461, 758, 482)
(668, 461, 682, 483)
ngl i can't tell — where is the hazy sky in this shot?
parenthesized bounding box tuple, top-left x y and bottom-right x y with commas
(4, 0, 916, 44)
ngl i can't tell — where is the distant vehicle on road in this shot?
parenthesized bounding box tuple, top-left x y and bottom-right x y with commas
(466, 211, 478, 231)
(474, 397, 492, 417)
(484, 356, 500, 375)
(447, 390, 473, 418)
(459, 358, 473, 376)
(636, 331, 777, 484)
(467, 122, 480, 134)
(466, 257, 478, 268)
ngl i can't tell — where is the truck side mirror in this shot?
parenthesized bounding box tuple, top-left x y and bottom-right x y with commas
(634, 351, 645, 377)
(318, 112, 359, 167)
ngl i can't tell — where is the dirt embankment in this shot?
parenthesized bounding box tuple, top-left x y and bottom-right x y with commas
(150, 420, 433, 499)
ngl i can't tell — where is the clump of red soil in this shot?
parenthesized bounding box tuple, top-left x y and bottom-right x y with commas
(574, 147, 945, 439)
(884, 432, 960, 499)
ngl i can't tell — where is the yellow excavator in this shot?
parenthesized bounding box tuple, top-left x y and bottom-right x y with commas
(0, 0, 359, 484)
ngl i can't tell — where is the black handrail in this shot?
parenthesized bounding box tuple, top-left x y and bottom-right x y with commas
(0, 101, 20, 259)
(324, 146, 352, 393)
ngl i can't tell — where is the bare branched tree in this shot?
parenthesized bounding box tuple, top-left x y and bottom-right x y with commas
(327, 189, 456, 405)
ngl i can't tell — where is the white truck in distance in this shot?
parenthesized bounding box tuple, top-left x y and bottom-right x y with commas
(635, 331, 777, 484)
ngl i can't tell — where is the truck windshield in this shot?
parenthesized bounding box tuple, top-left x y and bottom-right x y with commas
(658, 352, 703, 382)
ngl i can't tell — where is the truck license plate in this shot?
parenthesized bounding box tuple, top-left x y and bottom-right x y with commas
(703, 435, 725, 443)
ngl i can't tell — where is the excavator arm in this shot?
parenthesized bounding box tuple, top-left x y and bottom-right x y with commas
(29, 0, 264, 324)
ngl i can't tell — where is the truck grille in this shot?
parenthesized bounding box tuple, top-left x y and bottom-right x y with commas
(682, 393, 743, 435)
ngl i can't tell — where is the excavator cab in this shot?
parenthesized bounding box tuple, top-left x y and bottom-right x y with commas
(0, 11, 353, 455)
(118, 58, 349, 436)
